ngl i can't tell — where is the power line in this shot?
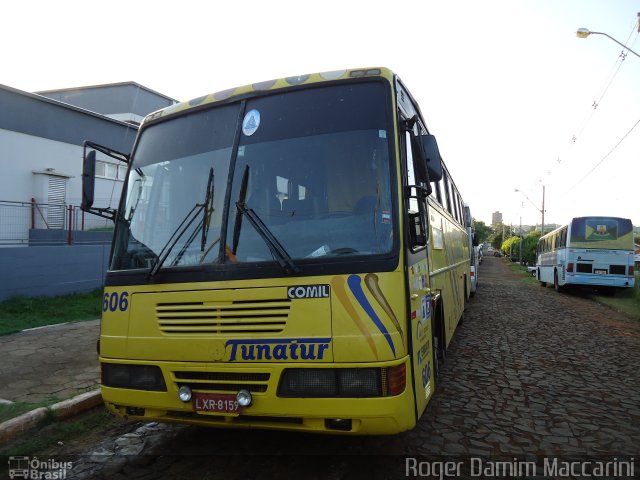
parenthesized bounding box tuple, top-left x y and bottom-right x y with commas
(570, 25, 638, 145)
(564, 116, 640, 195)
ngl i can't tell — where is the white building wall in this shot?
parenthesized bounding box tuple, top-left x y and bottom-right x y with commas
(1, 128, 124, 205)
(0, 128, 124, 242)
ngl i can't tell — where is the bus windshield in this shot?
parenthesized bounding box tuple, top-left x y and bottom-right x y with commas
(111, 82, 395, 271)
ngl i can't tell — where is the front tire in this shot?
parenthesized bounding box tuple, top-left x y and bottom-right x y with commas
(554, 270, 563, 292)
(538, 269, 546, 287)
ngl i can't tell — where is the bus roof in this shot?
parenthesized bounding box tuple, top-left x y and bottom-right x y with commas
(142, 67, 395, 126)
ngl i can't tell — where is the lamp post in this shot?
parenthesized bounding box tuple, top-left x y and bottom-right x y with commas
(515, 186, 545, 234)
(576, 28, 640, 59)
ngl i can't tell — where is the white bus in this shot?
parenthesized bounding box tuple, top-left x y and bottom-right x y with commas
(536, 216, 635, 293)
(463, 204, 479, 297)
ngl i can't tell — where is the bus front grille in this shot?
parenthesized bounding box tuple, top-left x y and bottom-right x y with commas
(156, 299, 290, 334)
(172, 370, 270, 393)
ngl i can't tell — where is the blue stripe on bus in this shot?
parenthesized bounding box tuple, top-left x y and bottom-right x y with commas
(347, 274, 396, 357)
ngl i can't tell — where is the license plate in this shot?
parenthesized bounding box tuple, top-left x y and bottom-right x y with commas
(594, 269, 607, 275)
(192, 393, 241, 414)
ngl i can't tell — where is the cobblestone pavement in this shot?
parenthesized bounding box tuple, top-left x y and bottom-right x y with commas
(0, 320, 100, 403)
(29, 258, 640, 478)
(400, 256, 640, 458)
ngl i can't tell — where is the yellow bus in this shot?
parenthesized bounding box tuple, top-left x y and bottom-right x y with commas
(82, 67, 470, 435)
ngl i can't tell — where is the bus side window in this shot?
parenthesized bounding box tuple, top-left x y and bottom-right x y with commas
(452, 189, 460, 223)
(431, 180, 442, 205)
(404, 131, 419, 214)
(442, 171, 453, 215)
(404, 130, 427, 248)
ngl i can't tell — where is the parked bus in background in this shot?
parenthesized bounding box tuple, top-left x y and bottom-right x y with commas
(536, 216, 635, 293)
(463, 204, 479, 297)
(81, 67, 470, 435)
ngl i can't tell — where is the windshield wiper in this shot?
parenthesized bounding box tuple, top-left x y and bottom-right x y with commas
(170, 168, 216, 267)
(148, 205, 202, 276)
(201, 168, 215, 251)
(148, 168, 214, 276)
(231, 165, 300, 274)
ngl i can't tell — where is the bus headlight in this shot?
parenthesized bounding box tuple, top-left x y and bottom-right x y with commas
(178, 385, 192, 402)
(236, 389, 253, 407)
(278, 368, 385, 397)
(102, 364, 167, 391)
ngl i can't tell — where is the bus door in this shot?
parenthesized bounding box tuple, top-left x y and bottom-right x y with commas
(402, 126, 434, 420)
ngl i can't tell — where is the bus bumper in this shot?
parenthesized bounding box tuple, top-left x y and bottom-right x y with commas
(99, 357, 418, 435)
(566, 274, 635, 288)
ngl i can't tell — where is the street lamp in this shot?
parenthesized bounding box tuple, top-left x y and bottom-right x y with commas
(576, 28, 640, 59)
(515, 186, 545, 234)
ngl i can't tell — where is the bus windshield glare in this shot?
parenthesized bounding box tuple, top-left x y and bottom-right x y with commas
(111, 82, 394, 271)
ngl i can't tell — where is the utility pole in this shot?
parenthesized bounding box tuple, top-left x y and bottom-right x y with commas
(509, 223, 513, 259)
(541, 185, 545, 235)
(519, 216, 522, 264)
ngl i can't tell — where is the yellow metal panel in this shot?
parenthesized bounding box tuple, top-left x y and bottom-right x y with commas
(331, 272, 406, 363)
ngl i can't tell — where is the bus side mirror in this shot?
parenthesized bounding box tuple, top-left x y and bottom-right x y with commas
(410, 134, 429, 188)
(473, 232, 479, 247)
(82, 150, 96, 210)
(420, 134, 443, 182)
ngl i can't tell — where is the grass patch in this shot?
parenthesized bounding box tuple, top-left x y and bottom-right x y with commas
(593, 273, 640, 321)
(511, 263, 639, 321)
(0, 398, 60, 423)
(0, 289, 102, 335)
(506, 261, 539, 285)
(0, 408, 115, 456)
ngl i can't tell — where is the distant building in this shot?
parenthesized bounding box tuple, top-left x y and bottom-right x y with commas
(492, 211, 503, 227)
(0, 82, 177, 246)
(37, 81, 177, 126)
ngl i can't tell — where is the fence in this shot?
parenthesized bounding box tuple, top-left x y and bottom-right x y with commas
(0, 199, 113, 246)
(0, 244, 110, 300)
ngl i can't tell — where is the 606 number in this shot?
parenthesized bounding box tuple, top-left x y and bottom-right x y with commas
(103, 292, 129, 312)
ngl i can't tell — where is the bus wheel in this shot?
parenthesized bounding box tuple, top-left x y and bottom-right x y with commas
(432, 307, 445, 382)
(463, 275, 469, 307)
(554, 270, 563, 292)
(538, 269, 546, 287)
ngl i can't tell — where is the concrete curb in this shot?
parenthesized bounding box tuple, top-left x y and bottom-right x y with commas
(0, 389, 103, 448)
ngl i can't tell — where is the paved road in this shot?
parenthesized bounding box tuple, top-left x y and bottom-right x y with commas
(406, 256, 640, 457)
(48, 257, 640, 478)
(0, 320, 100, 404)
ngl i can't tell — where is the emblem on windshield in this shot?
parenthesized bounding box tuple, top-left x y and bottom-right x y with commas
(242, 109, 261, 136)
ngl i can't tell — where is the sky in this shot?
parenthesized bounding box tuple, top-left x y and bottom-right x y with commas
(3, 0, 639, 228)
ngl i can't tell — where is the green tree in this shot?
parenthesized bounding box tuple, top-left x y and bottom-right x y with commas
(488, 223, 507, 250)
(501, 235, 519, 257)
(521, 230, 541, 265)
(500, 230, 540, 264)
(472, 219, 494, 243)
